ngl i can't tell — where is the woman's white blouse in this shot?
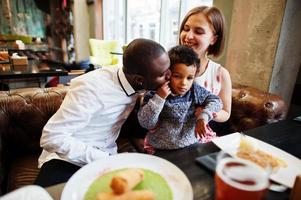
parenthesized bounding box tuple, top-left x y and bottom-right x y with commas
(194, 59, 222, 95)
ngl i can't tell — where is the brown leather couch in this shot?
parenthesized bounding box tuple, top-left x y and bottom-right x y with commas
(227, 83, 287, 133)
(0, 84, 287, 195)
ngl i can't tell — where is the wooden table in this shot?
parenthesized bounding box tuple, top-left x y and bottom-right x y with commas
(46, 118, 301, 200)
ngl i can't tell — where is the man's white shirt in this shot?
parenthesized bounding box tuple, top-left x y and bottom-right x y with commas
(39, 66, 141, 167)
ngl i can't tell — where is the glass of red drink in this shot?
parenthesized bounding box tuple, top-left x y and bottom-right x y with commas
(215, 153, 270, 200)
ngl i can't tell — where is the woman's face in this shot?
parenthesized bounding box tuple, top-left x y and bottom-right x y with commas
(170, 63, 196, 96)
(180, 12, 217, 57)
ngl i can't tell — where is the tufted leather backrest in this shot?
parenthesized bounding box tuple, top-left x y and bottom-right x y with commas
(0, 87, 68, 156)
(228, 83, 287, 132)
(0, 84, 288, 155)
(0, 84, 288, 154)
(0, 87, 68, 192)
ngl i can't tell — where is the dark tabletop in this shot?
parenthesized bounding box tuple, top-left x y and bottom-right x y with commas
(0, 60, 68, 79)
(154, 118, 301, 200)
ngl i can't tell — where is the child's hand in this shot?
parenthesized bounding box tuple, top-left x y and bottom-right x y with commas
(195, 119, 207, 138)
(195, 107, 204, 118)
(156, 81, 171, 99)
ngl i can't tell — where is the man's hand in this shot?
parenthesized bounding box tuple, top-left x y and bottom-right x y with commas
(156, 81, 171, 99)
(195, 119, 207, 138)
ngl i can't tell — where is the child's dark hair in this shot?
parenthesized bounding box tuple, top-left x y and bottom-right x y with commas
(168, 45, 200, 70)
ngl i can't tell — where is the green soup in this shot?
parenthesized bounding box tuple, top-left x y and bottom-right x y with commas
(84, 168, 173, 200)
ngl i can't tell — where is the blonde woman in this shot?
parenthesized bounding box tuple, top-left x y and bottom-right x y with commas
(179, 6, 232, 134)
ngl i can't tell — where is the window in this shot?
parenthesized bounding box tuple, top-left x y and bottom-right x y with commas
(127, 0, 161, 42)
(103, 0, 125, 43)
(103, 0, 213, 49)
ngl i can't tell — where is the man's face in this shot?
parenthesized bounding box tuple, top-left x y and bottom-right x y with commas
(142, 53, 171, 90)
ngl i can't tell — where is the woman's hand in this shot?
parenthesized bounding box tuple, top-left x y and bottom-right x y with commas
(156, 81, 171, 99)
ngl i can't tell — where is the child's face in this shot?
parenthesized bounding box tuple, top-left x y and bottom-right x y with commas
(170, 63, 197, 95)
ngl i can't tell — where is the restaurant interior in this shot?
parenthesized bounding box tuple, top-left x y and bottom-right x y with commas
(0, 0, 300, 200)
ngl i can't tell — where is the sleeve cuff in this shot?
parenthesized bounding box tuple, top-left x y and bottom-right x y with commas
(197, 111, 212, 123)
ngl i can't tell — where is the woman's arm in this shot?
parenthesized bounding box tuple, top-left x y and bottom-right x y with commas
(214, 67, 232, 122)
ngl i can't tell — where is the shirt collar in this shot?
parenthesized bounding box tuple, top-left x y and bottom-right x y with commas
(117, 68, 136, 96)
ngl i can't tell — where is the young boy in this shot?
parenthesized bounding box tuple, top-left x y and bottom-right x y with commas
(138, 45, 222, 153)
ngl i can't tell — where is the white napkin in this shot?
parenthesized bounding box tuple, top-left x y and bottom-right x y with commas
(0, 185, 53, 200)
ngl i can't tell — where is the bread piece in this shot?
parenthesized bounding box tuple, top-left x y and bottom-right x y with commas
(110, 168, 144, 194)
(237, 137, 287, 170)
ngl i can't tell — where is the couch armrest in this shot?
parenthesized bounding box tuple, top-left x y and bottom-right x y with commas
(228, 83, 287, 132)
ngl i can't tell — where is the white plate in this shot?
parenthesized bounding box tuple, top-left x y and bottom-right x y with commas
(0, 185, 53, 200)
(212, 132, 301, 188)
(61, 153, 193, 200)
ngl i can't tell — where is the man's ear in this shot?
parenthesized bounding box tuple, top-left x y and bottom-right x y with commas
(133, 74, 144, 87)
(125, 73, 145, 90)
